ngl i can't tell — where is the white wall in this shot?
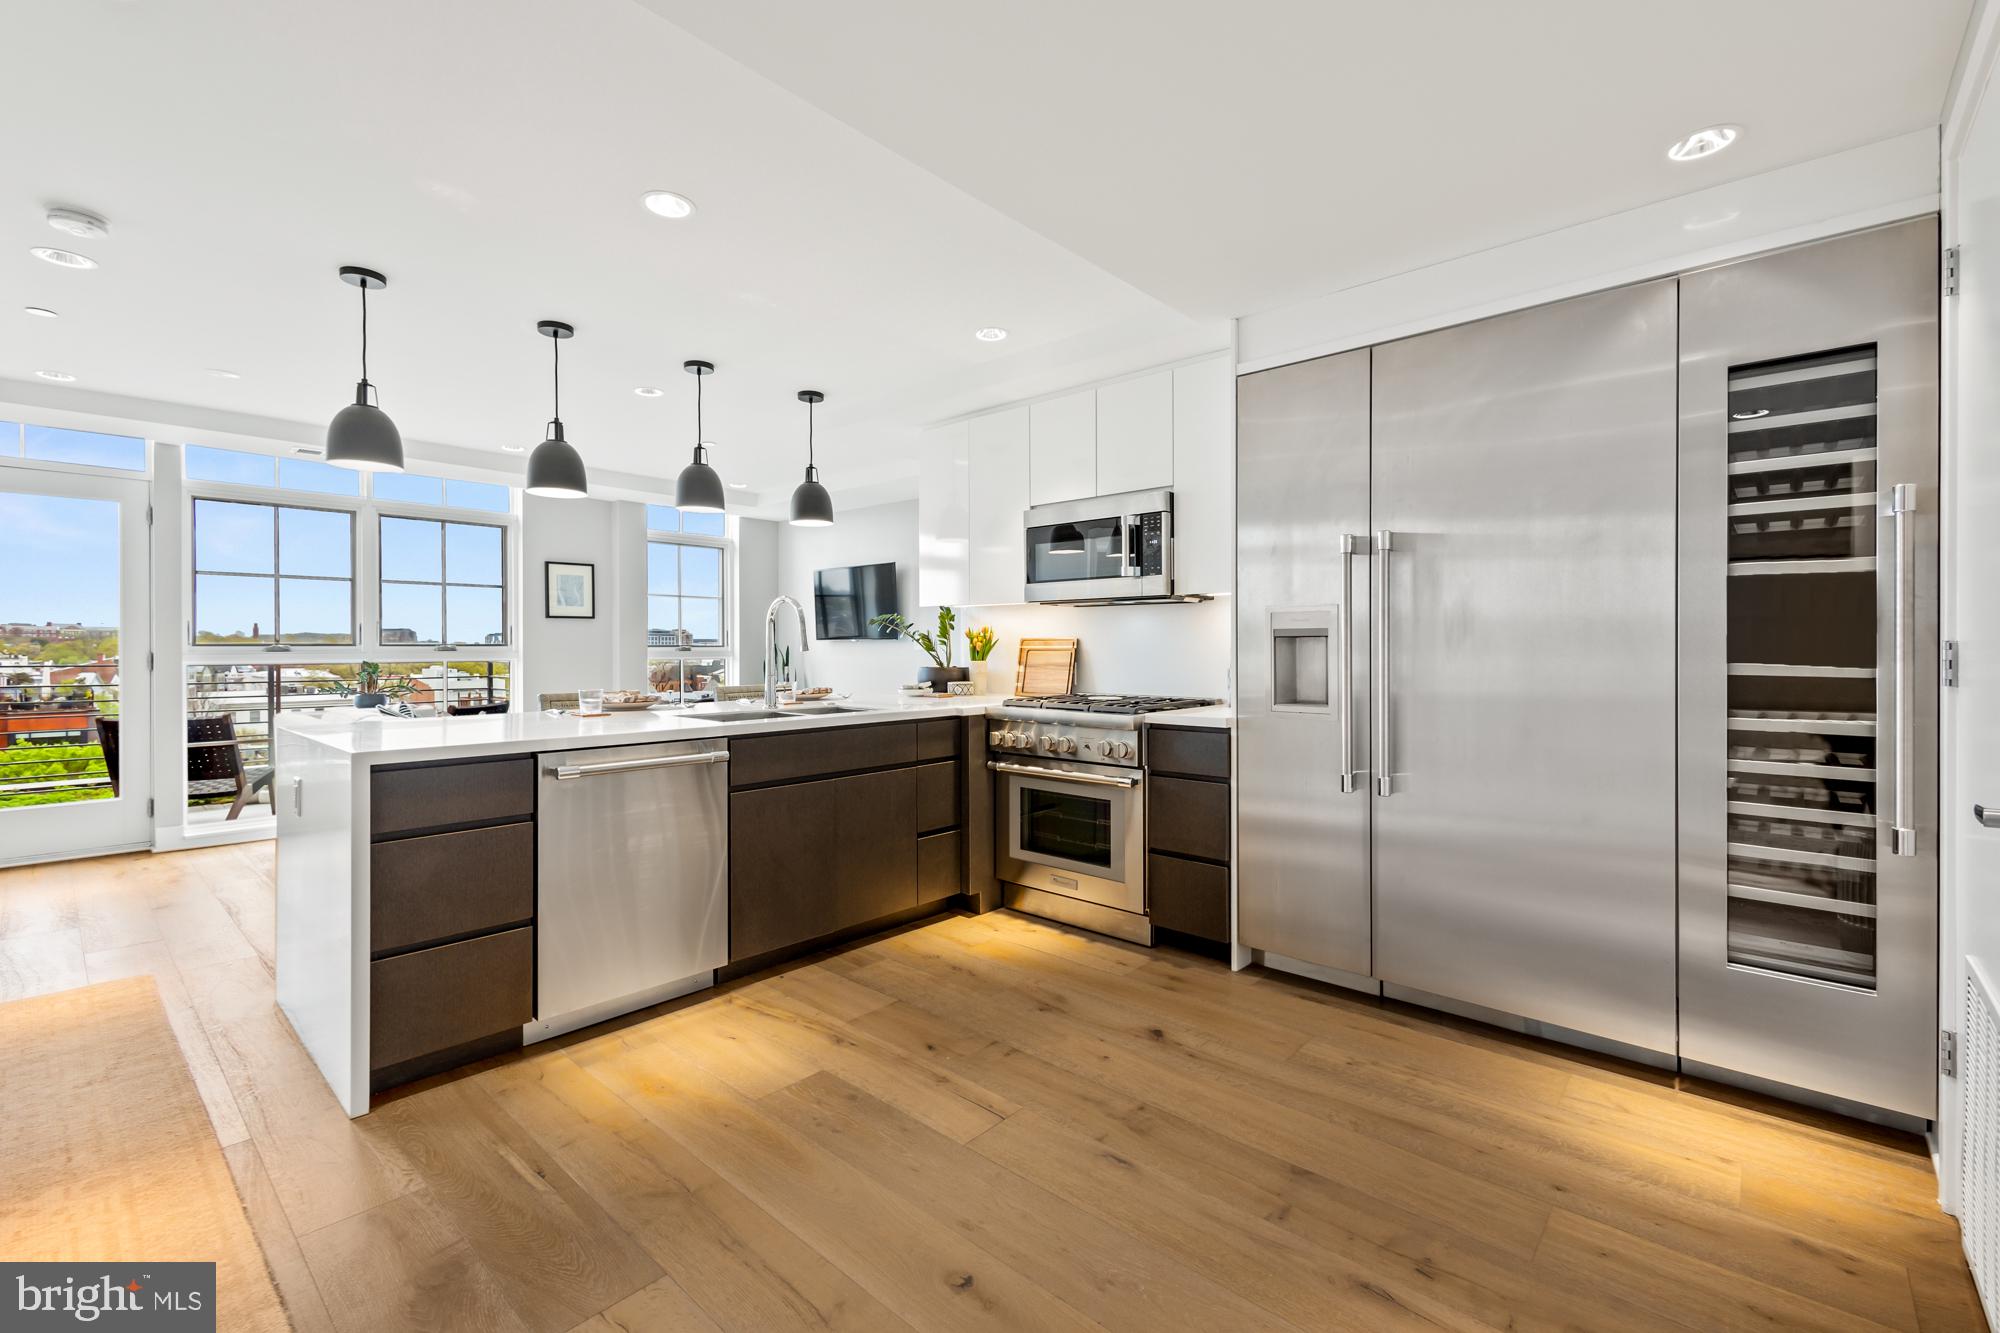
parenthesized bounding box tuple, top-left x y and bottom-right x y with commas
(776, 498, 1232, 699)
(734, 516, 781, 685)
(1238, 130, 1941, 373)
(521, 493, 644, 706)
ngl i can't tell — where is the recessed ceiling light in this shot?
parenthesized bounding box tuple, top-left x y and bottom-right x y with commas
(34, 369, 76, 383)
(1682, 208, 1741, 232)
(500, 443, 526, 453)
(22, 306, 58, 318)
(634, 386, 663, 397)
(30, 246, 96, 270)
(207, 368, 241, 380)
(727, 481, 748, 489)
(974, 327, 1008, 342)
(641, 191, 696, 219)
(1667, 125, 1740, 163)
(1731, 408, 1771, 421)
(46, 207, 109, 240)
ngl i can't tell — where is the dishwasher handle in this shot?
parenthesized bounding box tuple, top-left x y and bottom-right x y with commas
(548, 750, 727, 780)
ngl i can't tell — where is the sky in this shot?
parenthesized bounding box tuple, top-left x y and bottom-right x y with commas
(0, 493, 120, 626)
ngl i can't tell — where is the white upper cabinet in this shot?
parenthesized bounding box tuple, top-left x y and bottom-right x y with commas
(1029, 390, 1096, 506)
(915, 420, 969, 606)
(968, 406, 1031, 606)
(1172, 355, 1233, 596)
(1093, 369, 1175, 496)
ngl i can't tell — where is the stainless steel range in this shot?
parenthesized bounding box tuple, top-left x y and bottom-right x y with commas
(987, 693, 1215, 945)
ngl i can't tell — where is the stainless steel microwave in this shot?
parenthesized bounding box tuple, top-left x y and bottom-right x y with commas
(1022, 487, 1174, 604)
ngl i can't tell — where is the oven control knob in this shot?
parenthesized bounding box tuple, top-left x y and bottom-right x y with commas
(1010, 731, 1029, 749)
(1055, 737, 1077, 756)
(1113, 740, 1134, 761)
(989, 730, 1006, 747)
(1040, 736, 1058, 753)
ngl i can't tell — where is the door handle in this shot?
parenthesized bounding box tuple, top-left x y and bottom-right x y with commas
(1974, 805, 2000, 829)
(549, 750, 726, 780)
(1887, 485, 1916, 856)
(1373, 530, 1393, 797)
(987, 760, 1141, 788)
(1339, 534, 1360, 794)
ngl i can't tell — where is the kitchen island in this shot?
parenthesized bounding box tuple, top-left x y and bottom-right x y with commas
(274, 695, 1001, 1116)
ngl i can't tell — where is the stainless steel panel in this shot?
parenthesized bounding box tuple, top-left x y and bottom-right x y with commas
(1235, 348, 1372, 975)
(1679, 218, 1939, 1119)
(536, 738, 729, 1021)
(1371, 280, 1680, 1055)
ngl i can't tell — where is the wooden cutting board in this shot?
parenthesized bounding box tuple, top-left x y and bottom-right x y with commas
(1015, 637, 1078, 696)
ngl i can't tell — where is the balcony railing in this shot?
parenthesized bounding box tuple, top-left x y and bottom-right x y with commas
(0, 680, 119, 807)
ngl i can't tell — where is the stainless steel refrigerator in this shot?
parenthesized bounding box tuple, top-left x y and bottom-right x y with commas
(1237, 218, 1940, 1117)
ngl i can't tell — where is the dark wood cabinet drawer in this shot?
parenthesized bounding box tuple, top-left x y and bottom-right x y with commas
(370, 823, 534, 956)
(1146, 726, 1230, 781)
(1148, 854, 1228, 943)
(916, 760, 959, 833)
(371, 756, 534, 838)
(917, 829, 964, 903)
(369, 926, 532, 1071)
(1149, 774, 1229, 863)
(917, 718, 962, 761)
(728, 723, 916, 788)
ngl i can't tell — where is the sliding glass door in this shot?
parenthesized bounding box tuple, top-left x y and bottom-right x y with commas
(0, 468, 152, 863)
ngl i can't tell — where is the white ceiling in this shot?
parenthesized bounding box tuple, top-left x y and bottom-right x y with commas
(0, 0, 1220, 508)
(0, 0, 1974, 508)
(643, 0, 1974, 318)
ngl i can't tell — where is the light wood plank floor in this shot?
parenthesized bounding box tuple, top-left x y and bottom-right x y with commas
(0, 844, 1984, 1332)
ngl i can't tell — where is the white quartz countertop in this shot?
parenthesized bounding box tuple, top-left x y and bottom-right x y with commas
(277, 693, 1006, 763)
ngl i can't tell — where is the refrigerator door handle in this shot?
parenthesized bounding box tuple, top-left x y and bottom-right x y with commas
(1339, 534, 1360, 793)
(1888, 484, 1916, 856)
(1374, 529, 1393, 797)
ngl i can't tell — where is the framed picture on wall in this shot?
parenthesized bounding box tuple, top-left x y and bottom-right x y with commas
(544, 561, 595, 619)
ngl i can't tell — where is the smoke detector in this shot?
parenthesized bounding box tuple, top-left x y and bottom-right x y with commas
(46, 208, 110, 240)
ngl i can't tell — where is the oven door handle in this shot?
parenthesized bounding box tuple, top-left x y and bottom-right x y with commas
(987, 760, 1142, 789)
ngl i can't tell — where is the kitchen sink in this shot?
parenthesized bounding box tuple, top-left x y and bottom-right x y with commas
(676, 707, 790, 722)
(778, 703, 876, 715)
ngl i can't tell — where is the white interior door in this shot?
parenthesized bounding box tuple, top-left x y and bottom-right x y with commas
(0, 468, 152, 864)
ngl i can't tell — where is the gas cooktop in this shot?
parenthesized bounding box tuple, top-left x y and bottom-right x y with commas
(1002, 693, 1217, 715)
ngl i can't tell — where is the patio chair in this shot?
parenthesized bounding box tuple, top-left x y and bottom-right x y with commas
(538, 692, 579, 711)
(97, 716, 120, 797)
(187, 715, 274, 821)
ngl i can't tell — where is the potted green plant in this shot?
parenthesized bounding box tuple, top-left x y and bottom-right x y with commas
(348, 661, 411, 709)
(870, 607, 967, 693)
(965, 624, 996, 694)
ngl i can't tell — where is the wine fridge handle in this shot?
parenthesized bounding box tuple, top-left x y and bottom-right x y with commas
(1374, 530, 1393, 798)
(1889, 485, 1916, 856)
(1339, 535, 1359, 794)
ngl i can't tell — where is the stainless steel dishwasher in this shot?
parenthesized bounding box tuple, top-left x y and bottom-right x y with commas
(533, 738, 728, 1037)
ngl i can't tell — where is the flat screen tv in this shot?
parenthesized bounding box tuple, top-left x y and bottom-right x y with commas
(814, 561, 899, 640)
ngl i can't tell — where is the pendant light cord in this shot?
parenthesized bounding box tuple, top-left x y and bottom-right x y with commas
(359, 281, 369, 385)
(807, 396, 815, 468)
(552, 330, 560, 422)
(696, 368, 703, 449)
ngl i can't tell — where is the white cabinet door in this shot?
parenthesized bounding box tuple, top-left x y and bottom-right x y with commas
(1029, 390, 1096, 506)
(1172, 355, 1233, 595)
(915, 421, 970, 606)
(1093, 369, 1175, 495)
(968, 406, 1031, 605)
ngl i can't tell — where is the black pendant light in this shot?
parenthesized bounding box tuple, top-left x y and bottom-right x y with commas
(675, 359, 726, 512)
(525, 320, 589, 498)
(788, 389, 833, 527)
(325, 266, 405, 472)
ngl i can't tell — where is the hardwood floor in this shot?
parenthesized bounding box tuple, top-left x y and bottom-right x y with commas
(0, 843, 1985, 1332)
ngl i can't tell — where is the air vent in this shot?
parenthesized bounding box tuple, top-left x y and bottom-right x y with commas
(1961, 960, 2000, 1326)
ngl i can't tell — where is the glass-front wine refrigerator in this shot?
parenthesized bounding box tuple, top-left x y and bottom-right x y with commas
(1678, 217, 1940, 1122)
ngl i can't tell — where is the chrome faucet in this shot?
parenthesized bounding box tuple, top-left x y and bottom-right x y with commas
(764, 595, 810, 708)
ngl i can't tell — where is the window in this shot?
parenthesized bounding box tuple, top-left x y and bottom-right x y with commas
(375, 471, 511, 513)
(379, 517, 507, 645)
(645, 503, 725, 537)
(191, 499, 354, 644)
(0, 422, 146, 472)
(184, 445, 361, 497)
(648, 540, 725, 647)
